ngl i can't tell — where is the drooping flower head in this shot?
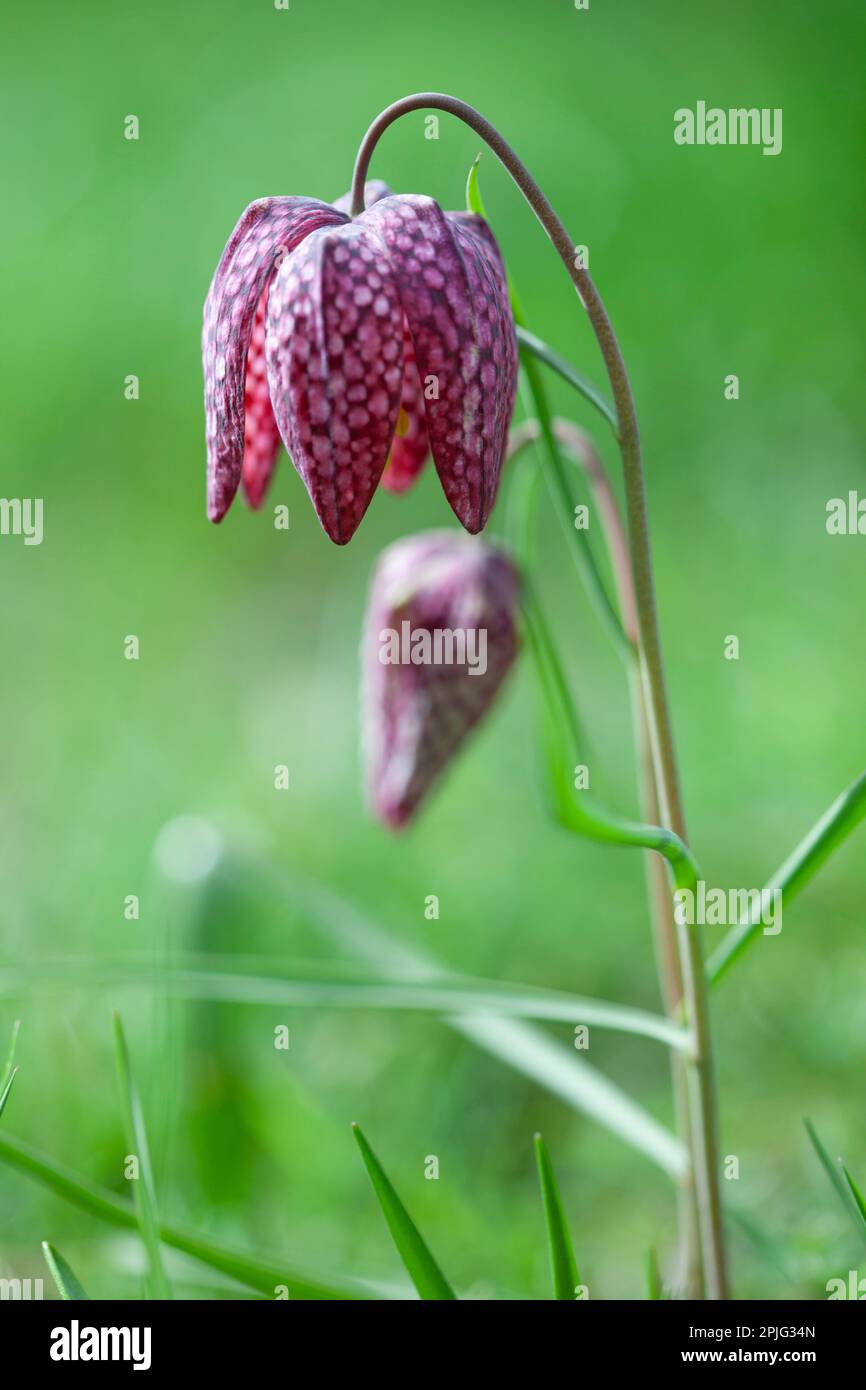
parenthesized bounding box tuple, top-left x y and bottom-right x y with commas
(362, 530, 520, 828)
(203, 183, 518, 542)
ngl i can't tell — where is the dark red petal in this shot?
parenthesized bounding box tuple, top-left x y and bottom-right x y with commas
(241, 285, 282, 509)
(203, 196, 347, 522)
(265, 222, 405, 545)
(381, 326, 429, 494)
(360, 196, 518, 533)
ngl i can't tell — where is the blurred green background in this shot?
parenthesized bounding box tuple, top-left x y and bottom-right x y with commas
(1, 0, 864, 1299)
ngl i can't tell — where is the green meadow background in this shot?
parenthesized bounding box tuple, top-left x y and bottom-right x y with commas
(1, 0, 864, 1298)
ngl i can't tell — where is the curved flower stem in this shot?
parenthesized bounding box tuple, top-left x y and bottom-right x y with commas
(518, 433, 711, 1302)
(351, 93, 728, 1299)
(511, 417, 700, 1294)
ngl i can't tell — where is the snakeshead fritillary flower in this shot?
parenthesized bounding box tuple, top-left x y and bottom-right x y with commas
(203, 185, 518, 542)
(333, 183, 431, 499)
(362, 531, 520, 828)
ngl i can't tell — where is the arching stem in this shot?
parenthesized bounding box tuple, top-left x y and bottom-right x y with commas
(351, 93, 728, 1299)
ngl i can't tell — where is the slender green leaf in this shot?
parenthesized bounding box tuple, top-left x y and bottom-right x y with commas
(0, 953, 690, 1181)
(112, 1012, 171, 1299)
(534, 1133, 579, 1299)
(803, 1119, 866, 1249)
(0, 1129, 386, 1299)
(466, 152, 483, 216)
(266, 869, 689, 1182)
(842, 1167, 866, 1232)
(1, 1019, 20, 1117)
(42, 1241, 89, 1299)
(0, 1066, 17, 1121)
(516, 325, 619, 436)
(352, 1123, 456, 1300)
(804, 1119, 851, 1209)
(727, 1207, 798, 1287)
(709, 771, 866, 985)
(1, 1018, 19, 1092)
(0, 959, 687, 1052)
(521, 584, 699, 893)
(645, 1246, 663, 1300)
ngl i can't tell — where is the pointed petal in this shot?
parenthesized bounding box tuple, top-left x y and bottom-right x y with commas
(360, 196, 518, 533)
(241, 284, 282, 509)
(362, 531, 520, 828)
(203, 196, 346, 522)
(265, 222, 405, 545)
(381, 327, 429, 494)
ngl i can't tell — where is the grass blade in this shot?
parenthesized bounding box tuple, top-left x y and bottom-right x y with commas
(1, 959, 688, 1053)
(804, 1119, 866, 1249)
(352, 1123, 456, 1300)
(1, 1018, 19, 1091)
(0, 1129, 385, 1299)
(842, 1167, 866, 1232)
(0, 1018, 20, 1119)
(42, 1241, 89, 1299)
(0, 1066, 17, 1121)
(534, 1133, 579, 1299)
(268, 870, 689, 1181)
(516, 325, 619, 436)
(645, 1246, 663, 1299)
(112, 1012, 170, 1299)
(804, 1119, 851, 1208)
(709, 770, 866, 984)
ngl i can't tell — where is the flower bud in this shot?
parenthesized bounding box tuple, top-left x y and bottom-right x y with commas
(362, 531, 520, 828)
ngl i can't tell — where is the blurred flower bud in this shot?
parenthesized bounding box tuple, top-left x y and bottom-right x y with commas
(362, 530, 520, 828)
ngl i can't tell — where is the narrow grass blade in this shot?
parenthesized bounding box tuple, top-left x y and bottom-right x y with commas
(266, 870, 689, 1182)
(521, 585, 699, 891)
(0, 1129, 384, 1299)
(804, 1119, 851, 1209)
(804, 1119, 866, 1249)
(466, 152, 484, 217)
(0, 1066, 17, 1120)
(727, 1207, 797, 1287)
(0, 1018, 20, 1118)
(534, 1133, 579, 1299)
(42, 1241, 89, 1299)
(709, 771, 866, 985)
(457, 1014, 687, 1180)
(1, 1018, 19, 1091)
(645, 1246, 663, 1299)
(516, 325, 619, 437)
(352, 1124, 456, 1300)
(3, 959, 688, 1053)
(842, 1167, 866, 1232)
(112, 1012, 171, 1299)
(0, 958, 688, 1180)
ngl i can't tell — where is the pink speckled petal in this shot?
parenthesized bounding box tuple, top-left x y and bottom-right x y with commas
(265, 222, 405, 545)
(382, 327, 429, 494)
(203, 196, 347, 522)
(332, 179, 392, 215)
(360, 196, 518, 533)
(241, 284, 282, 509)
(362, 531, 520, 828)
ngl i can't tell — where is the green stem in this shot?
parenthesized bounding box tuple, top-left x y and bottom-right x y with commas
(351, 92, 728, 1299)
(510, 418, 700, 1293)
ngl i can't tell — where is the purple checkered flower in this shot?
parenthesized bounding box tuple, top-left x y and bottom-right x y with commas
(202, 184, 517, 543)
(362, 530, 520, 828)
